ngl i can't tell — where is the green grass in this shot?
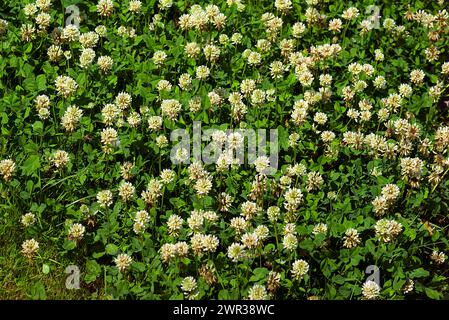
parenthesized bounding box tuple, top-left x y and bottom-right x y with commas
(0, 227, 98, 299)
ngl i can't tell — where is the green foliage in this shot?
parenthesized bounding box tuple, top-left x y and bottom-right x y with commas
(0, 0, 449, 301)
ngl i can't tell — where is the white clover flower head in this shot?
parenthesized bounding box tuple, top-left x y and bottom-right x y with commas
(362, 280, 381, 300)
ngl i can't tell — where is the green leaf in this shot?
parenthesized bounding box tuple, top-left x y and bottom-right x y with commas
(1, 113, 9, 124)
(169, 293, 184, 300)
(131, 237, 143, 251)
(79, 174, 87, 184)
(332, 275, 346, 285)
(24, 43, 33, 54)
(425, 287, 442, 300)
(218, 289, 230, 300)
(264, 243, 276, 253)
(249, 267, 269, 282)
(30, 282, 47, 300)
(105, 243, 119, 255)
(328, 285, 337, 299)
(63, 240, 76, 251)
(21, 155, 40, 177)
(84, 260, 101, 283)
(42, 264, 50, 275)
(32, 121, 44, 134)
(36, 74, 47, 91)
(92, 251, 105, 259)
(299, 239, 314, 251)
(409, 268, 430, 279)
(61, 0, 83, 6)
(23, 77, 37, 92)
(132, 262, 146, 272)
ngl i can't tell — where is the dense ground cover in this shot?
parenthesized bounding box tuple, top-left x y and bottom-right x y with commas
(1, 0, 449, 300)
